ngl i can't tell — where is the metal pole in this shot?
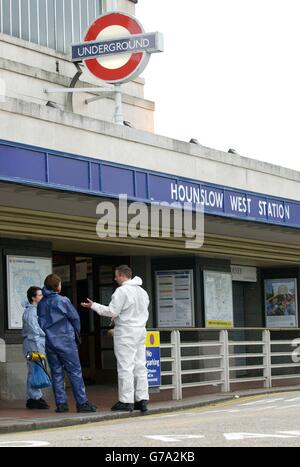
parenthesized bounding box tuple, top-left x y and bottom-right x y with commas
(220, 330, 230, 393)
(171, 330, 182, 401)
(113, 84, 124, 125)
(106, 0, 123, 125)
(263, 329, 272, 389)
(176, 330, 183, 400)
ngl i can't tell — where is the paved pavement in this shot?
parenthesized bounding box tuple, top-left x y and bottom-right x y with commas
(1, 391, 300, 447)
(1, 386, 300, 443)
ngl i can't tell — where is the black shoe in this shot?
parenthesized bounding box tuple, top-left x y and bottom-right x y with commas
(38, 398, 50, 409)
(55, 403, 69, 413)
(111, 401, 134, 412)
(77, 401, 97, 413)
(26, 399, 49, 410)
(134, 400, 149, 413)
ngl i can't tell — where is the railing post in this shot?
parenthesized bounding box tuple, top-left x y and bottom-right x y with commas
(176, 330, 183, 400)
(220, 330, 230, 393)
(171, 330, 182, 400)
(263, 329, 272, 388)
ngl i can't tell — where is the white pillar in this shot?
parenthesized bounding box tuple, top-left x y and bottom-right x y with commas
(103, 0, 118, 13)
(111, 0, 118, 10)
(103, 0, 137, 15)
(103, 0, 127, 125)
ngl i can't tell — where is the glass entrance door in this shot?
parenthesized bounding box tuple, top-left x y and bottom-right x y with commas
(53, 253, 95, 384)
(53, 253, 130, 385)
(93, 257, 130, 384)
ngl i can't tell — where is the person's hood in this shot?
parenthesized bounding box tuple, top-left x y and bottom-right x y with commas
(122, 276, 143, 287)
(42, 287, 57, 298)
(23, 301, 37, 310)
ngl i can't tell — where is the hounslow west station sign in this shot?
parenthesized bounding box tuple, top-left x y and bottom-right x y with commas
(0, 139, 300, 229)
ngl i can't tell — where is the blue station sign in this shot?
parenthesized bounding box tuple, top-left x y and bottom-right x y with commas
(0, 139, 300, 230)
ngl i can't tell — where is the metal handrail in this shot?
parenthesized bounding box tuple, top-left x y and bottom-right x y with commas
(156, 327, 300, 400)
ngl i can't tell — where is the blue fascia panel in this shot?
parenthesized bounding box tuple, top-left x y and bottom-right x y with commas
(0, 139, 299, 229)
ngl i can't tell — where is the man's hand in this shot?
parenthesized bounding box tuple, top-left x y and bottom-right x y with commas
(81, 299, 94, 309)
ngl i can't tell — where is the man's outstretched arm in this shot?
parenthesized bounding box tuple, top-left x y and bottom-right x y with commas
(81, 289, 126, 319)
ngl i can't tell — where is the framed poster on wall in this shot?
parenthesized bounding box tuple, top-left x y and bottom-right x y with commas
(7, 256, 52, 330)
(156, 270, 194, 328)
(264, 278, 298, 328)
(204, 271, 234, 328)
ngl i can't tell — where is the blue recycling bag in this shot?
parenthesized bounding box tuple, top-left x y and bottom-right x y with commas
(31, 361, 52, 389)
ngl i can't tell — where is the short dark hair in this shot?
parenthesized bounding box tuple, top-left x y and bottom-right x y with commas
(27, 286, 42, 304)
(44, 274, 61, 291)
(115, 265, 132, 279)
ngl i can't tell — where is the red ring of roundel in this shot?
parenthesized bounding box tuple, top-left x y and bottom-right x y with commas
(84, 13, 143, 81)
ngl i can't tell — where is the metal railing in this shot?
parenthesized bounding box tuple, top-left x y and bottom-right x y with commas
(158, 328, 300, 400)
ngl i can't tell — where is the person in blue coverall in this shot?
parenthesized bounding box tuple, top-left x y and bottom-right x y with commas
(38, 274, 96, 413)
(22, 286, 49, 410)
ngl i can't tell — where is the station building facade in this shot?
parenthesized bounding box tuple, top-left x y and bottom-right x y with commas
(0, 0, 299, 399)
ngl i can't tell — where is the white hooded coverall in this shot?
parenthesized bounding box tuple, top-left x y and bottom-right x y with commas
(91, 277, 150, 404)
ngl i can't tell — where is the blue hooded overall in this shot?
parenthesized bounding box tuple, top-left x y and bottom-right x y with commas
(22, 302, 46, 401)
(37, 288, 88, 407)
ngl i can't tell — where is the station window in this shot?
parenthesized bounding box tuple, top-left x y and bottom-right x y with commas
(0, 0, 102, 54)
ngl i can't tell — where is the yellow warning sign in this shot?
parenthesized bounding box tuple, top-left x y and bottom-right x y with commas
(146, 331, 160, 347)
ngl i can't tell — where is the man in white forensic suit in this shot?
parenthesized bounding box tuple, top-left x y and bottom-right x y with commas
(81, 265, 150, 413)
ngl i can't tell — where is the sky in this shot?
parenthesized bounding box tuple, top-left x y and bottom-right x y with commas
(137, 0, 300, 171)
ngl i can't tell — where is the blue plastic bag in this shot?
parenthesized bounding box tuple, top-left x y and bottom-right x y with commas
(31, 361, 52, 389)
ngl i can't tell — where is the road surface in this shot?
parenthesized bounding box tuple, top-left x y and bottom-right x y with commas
(1, 391, 300, 448)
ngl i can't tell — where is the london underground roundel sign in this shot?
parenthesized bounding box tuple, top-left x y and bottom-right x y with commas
(72, 13, 164, 84)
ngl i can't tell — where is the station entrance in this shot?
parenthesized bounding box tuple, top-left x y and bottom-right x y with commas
(52, 253, 130, 385)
